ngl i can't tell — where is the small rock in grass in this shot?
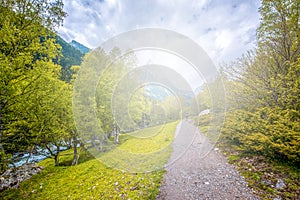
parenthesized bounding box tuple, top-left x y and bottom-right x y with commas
(276, 179, 285, 189)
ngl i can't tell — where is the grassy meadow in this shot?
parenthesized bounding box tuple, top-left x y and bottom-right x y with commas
(0, 122, 178, 200)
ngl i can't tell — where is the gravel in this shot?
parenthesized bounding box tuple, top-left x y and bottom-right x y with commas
(156, 121, 260, 200)
(0, 163, 43, 191)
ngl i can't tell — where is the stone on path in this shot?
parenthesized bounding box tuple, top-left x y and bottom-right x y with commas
(156, 121, 259, 200)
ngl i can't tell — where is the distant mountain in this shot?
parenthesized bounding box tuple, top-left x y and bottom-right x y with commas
(69, 40, 90, 54)
(145, 85, 171, 101)
(55, 36, 85, 82)
(136, 65, 195, 102)
(145, 85, 194, 102)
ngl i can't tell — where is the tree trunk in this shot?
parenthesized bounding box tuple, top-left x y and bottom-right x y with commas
(54, 145, 60, 166)
(71, 143, 78, 166)
(0, 109, 7, 171)
(0, 130, 3, 152)
(113, 122, 119, 144)
(54, 153, 60, 166)
(71, 131, 79, 166)
(91, 134, 96, 148)
(114, 131, 119, 144)
(99, 139, 103, 152)
(0, 102, 5, 153)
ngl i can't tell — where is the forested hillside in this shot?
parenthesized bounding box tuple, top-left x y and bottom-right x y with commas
(55, 36, 87, 82)
(69, 40, 90, 54)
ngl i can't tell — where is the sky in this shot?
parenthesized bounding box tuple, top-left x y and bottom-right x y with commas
(58, 0, 261, 65)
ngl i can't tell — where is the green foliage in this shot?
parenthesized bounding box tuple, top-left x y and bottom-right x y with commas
(95, 48, 150, 133)
(227, 155, 240, 164)
(221, 0, 300, 167)
(195, 69, 226, 114)
(128, 89, 152, 127)
(197, 114, 211, 127)
(0, 0, 69, 169)
(161, 95, 181, 122)
(221, 107, 300, 164)
(75, 45, 178, 145)
(55, 36, 84, 82)
(197, 113, 211, 135)
(0, 122, 178, 199)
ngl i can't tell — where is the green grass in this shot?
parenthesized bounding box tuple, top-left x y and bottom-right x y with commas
(196, 114, 222, 143)
(240, 157, 300, 199)
(197, 114, 211, 135)
(127, 125, 164, 138)
(99, 122, 177, 172)
(119, 124, 172, 153)
(0, 122, 178, 200)
(221, 153, 300, 199)
(227, 154, 240, 164)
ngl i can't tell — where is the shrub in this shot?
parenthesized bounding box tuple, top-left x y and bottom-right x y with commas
(221, 107, 300, 165)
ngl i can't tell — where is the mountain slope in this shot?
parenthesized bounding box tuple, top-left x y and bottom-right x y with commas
(55, 36, 85, 82)
(69, 40, 90, 54)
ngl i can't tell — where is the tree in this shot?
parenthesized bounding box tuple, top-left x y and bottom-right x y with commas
(227, 0, 299, 110)
(221, 0, 300, 164)
(0, 0, 66, 169)
(161, 95, 181, 122)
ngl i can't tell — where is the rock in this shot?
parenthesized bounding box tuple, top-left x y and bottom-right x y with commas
(156, 122, 260, 200)
(261, 179, 272, 186)
(0, 163, 43, 191)
(276, 178, 285, 189)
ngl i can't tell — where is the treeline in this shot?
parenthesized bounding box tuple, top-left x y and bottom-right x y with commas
(213, 0, 299, 165)
(0, 0, 185, 171)
(73, 48, 186, 153)
(0, 0, 74, 170)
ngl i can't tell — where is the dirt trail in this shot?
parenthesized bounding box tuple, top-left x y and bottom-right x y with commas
(156, 121, 259, 200)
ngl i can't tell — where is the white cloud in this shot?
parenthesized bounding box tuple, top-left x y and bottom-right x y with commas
(106, 0, 116, 8)
(59, 0, 261, 64)
(215, 30, 232, 49)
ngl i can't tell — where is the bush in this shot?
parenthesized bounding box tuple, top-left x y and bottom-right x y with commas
(221, 107, 300, 165)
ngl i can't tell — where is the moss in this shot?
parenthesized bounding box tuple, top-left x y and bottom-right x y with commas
(227, 155, 240, 164)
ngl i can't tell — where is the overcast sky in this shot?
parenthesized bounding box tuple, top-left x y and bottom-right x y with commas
(58, 0, 261, 65)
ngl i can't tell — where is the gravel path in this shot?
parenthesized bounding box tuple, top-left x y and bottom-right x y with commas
(156, 121, 259, 200)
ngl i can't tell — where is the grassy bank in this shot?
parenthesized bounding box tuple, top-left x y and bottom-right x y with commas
(0, 122, 178, 200)
(225, 154, 300, 199)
